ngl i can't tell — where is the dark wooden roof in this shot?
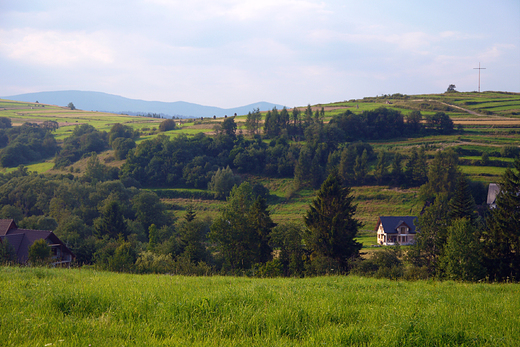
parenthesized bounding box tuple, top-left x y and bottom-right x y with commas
(0, 219, 16, 236)
(0, 219, 75, 263)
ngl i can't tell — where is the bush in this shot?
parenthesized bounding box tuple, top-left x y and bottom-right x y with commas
(207, 166, 242, 200)
(501, 146, 520, 158)
(0, 238, 16, 263)
(136, 251, 175, 274)
(158, 119, 176, 132)
(28, 239, 52, 265)
(350, 246, 403, 279)
(255, 259, 284, 278)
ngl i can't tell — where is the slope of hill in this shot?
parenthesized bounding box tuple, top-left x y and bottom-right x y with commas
(1, 90, 284, 118)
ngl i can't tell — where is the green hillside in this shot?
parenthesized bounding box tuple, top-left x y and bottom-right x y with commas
(1, 92, 519, 229)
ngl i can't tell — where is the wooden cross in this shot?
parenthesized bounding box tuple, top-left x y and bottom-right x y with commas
(473, 62, 486, 93)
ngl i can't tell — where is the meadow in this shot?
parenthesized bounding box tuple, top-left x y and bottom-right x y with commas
(1, 266, 519, 346)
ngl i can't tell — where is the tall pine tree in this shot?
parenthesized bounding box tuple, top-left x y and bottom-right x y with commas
(482, 157, 520, 281)
(304, 169, 362, 270)
(448, 174, 477, 222)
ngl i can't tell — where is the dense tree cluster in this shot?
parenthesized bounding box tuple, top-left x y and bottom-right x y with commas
(0, 122, 57, 167)
(0, 167, 172, 266)
(54, 124, 109, 168)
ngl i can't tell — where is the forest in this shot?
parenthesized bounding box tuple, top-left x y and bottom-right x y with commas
(0, 99, 519, 282)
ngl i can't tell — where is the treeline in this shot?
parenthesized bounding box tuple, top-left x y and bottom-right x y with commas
(248, 106, 453, 141)
(118, 107, 455, 192)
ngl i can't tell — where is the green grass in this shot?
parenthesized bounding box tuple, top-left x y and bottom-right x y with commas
(1, 266, 519, 346)
(460, 165, 508, 176)
(355, 230, 378, 247)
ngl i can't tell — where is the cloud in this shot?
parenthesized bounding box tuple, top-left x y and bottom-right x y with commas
(0, 29, 114, 67)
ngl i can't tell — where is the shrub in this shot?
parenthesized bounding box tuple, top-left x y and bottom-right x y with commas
(28, 239, 51, 265)
(158, 119, 176, 132)
(501, 146, 520, 158)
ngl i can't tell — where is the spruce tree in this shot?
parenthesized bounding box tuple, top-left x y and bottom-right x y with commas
(391, 152, 404, 186)
(210, 182, 275, 270)
(339, 146, 356, 186)
(408, 193, 450, 274)
(304, 169, 362, 270)
(448, 174, 476, 222)
(439, 218, 484, 281)
(482, 157, 520, 281)
(374, 150, 388, 185)
(95, 201, 128, 240)
(354, 149, 368, 185)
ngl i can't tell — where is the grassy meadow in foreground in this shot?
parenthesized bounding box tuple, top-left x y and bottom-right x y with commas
(1, 267, 519, 346)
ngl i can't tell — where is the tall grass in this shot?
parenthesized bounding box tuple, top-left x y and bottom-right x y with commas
(1, 267, 518, 346)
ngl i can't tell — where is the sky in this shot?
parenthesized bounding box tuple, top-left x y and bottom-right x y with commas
(1, 0, 519, 108)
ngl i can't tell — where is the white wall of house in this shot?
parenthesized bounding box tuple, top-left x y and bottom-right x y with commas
(377, 224, 415, 246)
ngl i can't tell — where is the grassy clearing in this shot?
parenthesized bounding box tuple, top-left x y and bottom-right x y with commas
(1, 266, 518, 347)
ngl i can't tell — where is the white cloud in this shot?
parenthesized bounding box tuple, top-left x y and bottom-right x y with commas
(0, 29, 114, 67)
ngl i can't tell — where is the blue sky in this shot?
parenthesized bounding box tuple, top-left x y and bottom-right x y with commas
(1, 0, 519, 108)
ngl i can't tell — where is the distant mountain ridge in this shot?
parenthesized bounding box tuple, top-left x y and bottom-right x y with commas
(1, 90, 285, 118)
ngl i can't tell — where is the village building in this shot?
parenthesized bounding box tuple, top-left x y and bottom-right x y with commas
(375, 216, 418, 246)
(487, 183, 500, 209)
(0, 219, 74, 265)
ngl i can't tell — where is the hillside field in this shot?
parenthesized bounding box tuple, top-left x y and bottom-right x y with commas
(1, 266, 519, 346)
(0, 91, 519, 237)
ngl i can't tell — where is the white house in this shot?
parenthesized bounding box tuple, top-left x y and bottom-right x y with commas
(375, 216, 418, 246)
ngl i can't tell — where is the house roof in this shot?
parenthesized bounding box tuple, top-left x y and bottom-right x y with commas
(0, 219, 74, 263)
(0, 219, 16, 236)
(375, 216, 418, 234)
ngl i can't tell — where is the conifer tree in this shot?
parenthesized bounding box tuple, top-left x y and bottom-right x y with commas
(408, 193, 450, 275)
(339, 146, 356, 186)
(210, 183, 275, 270)
(448, 174, 476, 222)
(482, 157, 520, 281)
(304, 169, 362, 269)
(95, 201, 128, 240)
(391, 152, 404, 186)
(439, 218, 484, 281)
(374, 150, 388, 185)
(184, 205, 196, 223)
(354, 149, 368, 185)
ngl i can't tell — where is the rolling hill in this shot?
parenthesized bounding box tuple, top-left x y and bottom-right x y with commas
(1, 90, 285, 118)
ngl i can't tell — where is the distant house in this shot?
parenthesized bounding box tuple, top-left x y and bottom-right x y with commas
(0, 219, 74, 265)
(375, 216, 418, 246)
(487, 183, 500, 209)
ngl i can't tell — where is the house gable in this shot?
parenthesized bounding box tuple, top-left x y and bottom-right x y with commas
(0, 219, 17, 236)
